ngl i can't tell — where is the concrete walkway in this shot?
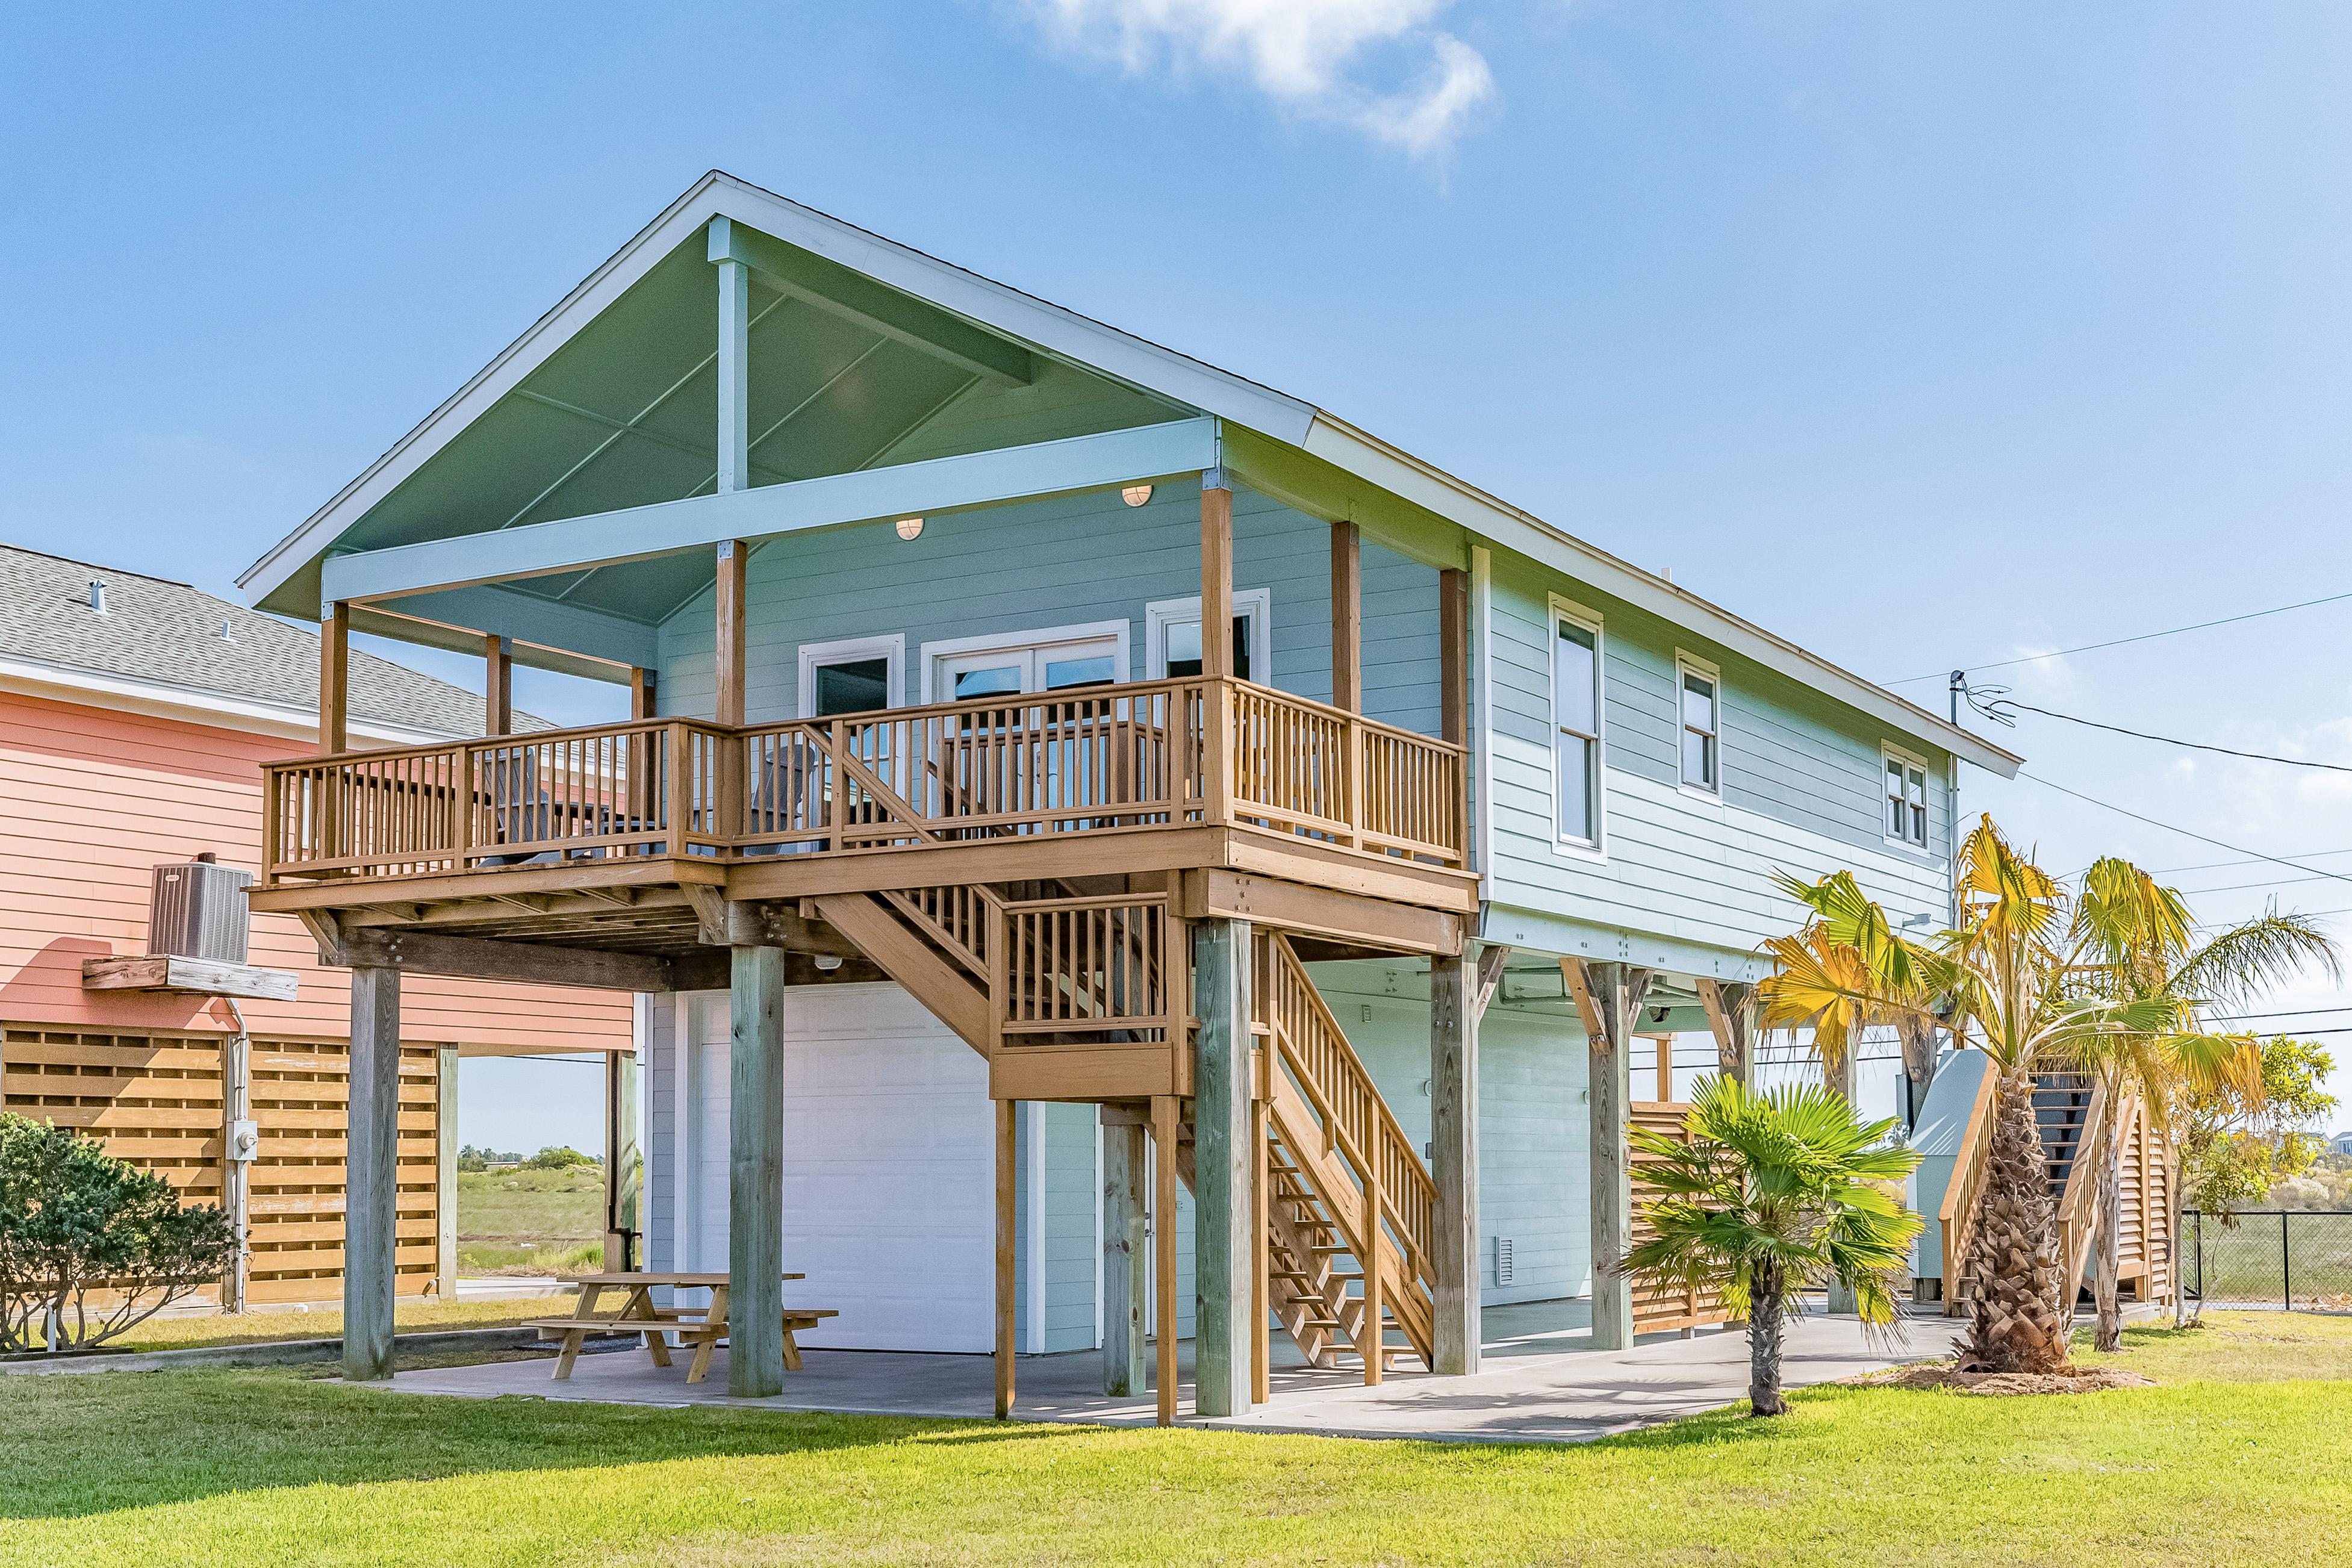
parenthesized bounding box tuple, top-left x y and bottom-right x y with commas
(381, 1301, 1963, 1445)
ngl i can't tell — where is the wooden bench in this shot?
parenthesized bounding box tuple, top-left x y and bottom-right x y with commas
(538, 1272, 836, 1384)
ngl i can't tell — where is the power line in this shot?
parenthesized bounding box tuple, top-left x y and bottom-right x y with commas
(2176, 873, 2344, 897)
(2196, 906, 2352, 929)
(1972, 694, 2352, 774)
(2207, 1006, 2352, 1023)
(1884, 587, 2352, 688)
(2156, 849, 2352, 876)
(2014, 771, 2352, 891)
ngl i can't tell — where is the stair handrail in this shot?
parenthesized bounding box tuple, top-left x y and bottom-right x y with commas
(1938, 1056, 2000, 1318)
(1262, 936, 1437, 1285)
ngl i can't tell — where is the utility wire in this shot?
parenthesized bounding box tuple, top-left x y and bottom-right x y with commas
(1970, 692, 2352, 774)
(2206, 1005, 2352, 1023)
(2015, 772, 2352, 891)
(2156, 849, 2352, 876)
(1884, 587, 2352, 688)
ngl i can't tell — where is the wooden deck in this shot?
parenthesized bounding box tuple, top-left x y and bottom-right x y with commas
(249, 676, 1475, 956)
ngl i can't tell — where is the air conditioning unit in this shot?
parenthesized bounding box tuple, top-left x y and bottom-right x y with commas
(149, 856, 254, 964)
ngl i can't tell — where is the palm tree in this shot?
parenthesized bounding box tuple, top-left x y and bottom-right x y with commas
(1620, 1075, 1921, 1416)
(1762, 819, 2125, 1374)
(2065, 858, 2333, 1351)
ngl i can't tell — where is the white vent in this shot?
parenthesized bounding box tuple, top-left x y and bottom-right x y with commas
(1493, 1236, 1514, 1286)
(86, 580, 108, 614)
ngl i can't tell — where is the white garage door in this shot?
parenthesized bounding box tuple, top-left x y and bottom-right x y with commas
(688, 983, 994, 1353)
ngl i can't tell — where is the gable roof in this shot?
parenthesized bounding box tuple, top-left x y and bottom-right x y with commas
(237, 170, 2018, 775)
(0, 545, 542, 741)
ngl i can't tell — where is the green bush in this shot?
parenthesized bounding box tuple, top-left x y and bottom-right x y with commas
(524, 1146, 596, 1171)
(0, 1113, 237, 1351)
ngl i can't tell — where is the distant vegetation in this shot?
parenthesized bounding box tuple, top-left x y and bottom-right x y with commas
(456, 1144, 602, 1174)
(455, 1162, 605, 1276)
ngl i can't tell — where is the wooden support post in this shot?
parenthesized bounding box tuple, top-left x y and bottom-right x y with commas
(630, 667, 659, 721)
(1650, 1035, 1675, 1104)
(1251, 1086, 1271, 1407)
(1696, 978, 1755, 1086)
(319, 600, 349, 755)
(1200, 473, 1234, 680)
(997, 1097, 1017, 1419)
(1101, 1112, 1148, 1398)
(435, 1045, 459, 1301)
(603, 1048, 638, 1273)
(1192, 918, 1253, 1418)
(1439, 567, 1468, 747)
(484, 634, 512, 736)
(715, 540, 747, 729)
(1330, 520, 1361, 712)
(1582, 960, 1654, 1350)
(1428, 951, 1480, 1375)
(1362, 1212, 1383, 1387)
(1151, 1093, 1180, 1426)
(727, 941, 786, 1397)
(343, 965, 401, 1381)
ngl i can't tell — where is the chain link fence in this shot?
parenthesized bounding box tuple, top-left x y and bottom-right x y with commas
(2183, 1210, 2352, 1312)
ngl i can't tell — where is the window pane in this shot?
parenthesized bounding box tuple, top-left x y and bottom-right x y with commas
(813, 658, 889, 717)
(1230, 615, 1251, 682)
(953, 665, 1024, 700)
(1557, 732, 1593, 841)
(1044, 655, 1118, 690)
(1907, 766, 1927, 807)
(1555, 622, 1597, 735)
(1681, 672, 1715, 733)
(1909, 801, 1928, 847)
(1165, 620, 1202, 679)
(1682, 730, 1715, 789)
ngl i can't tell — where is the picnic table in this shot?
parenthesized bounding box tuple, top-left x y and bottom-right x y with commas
(524, 1271, 836, 1384)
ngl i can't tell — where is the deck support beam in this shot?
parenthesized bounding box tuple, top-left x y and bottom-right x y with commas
(1429, 951, 1481, 1374)
(1579, 960, 1654, 1350)
(726, 941, 786, 1396)
(1697, 978, 1755, 1084)
(319, 600, 349, 754)
(1101, 1110, 1148, 1398)
(342, 964, 400, 1381)
(1151, 1094, 1180, 1426)
(1192, 917, 1254, 1417)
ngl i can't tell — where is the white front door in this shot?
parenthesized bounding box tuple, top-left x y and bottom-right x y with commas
(689, 984, 995, 1352)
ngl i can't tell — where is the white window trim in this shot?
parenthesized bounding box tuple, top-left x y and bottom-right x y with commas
(1674, 651, 1725, 804)
(1142, 589, 1272, 682)
(796, 633, 906, 718)
(918, 618, 1133, 704)
(1882, 742, 1934, 854)
(1549, 593, 1608, 861)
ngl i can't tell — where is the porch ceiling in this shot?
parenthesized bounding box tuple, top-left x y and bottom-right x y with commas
(307, 229, 1190, 629)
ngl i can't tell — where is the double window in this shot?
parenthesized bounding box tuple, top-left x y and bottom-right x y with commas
(1678, 659, 1720, 795)
(1553, 609, 1602, 846)
(1885, 749, 1929, 848)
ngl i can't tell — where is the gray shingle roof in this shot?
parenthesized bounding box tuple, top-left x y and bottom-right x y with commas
(0, 544, 544, 737)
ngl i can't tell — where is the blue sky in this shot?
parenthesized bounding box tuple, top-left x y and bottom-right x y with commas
(8, 2, 2351, 1146)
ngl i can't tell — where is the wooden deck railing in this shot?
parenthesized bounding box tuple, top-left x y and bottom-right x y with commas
(1939, 1063, 2002, 1318)
(261, 677, 1466, 885)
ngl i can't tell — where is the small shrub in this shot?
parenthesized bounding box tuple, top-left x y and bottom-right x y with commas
(0, 1114, 237, 1351)
(524, 1146, 596, 1171)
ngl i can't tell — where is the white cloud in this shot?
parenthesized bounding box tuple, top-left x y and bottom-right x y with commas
(1021, 0, 1495, 156)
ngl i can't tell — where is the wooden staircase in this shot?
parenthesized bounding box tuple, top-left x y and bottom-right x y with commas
(809, 884, 1436, 1378)
(1943, 1068, 2130, 1315)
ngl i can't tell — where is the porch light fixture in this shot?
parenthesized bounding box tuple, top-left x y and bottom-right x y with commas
(1121, 484, 1153, 508)
(814, 954, 844, 971)
(894, 516, 924, 541)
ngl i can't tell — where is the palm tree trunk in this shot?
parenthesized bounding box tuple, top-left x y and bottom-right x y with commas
(1964, 1073, 2070, 1373)
(1749, 1259, 1788, 1416)
(2094, 1101, 2126, 1354)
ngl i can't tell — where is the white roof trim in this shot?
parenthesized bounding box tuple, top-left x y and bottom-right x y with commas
(238, 170, 2017, 774)
(0, 652, 469, 750)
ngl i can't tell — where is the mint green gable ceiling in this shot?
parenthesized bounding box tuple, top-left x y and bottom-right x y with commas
(290, 229, 1189, 630)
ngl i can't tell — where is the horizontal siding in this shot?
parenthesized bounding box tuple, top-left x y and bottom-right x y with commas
(0, 691, 633, 1053)
(1484, 549, 1952, 954)
(653, 480, 1439, 741)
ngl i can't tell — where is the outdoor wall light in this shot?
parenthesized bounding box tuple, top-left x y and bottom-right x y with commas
(894, 516, 924, 541)
(1121, 484, 1153, 507)
(814, 954, 844, 971)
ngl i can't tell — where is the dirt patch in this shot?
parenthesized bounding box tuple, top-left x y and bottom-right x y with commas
(1868, 1361, 2156, 1396)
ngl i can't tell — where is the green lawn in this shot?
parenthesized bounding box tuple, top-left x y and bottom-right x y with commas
(455, 1165, 605, 1274)
(2, 1312, 2345, 1566)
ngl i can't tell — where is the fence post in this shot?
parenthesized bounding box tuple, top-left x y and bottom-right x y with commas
(2282, 1210, 2293, 1312)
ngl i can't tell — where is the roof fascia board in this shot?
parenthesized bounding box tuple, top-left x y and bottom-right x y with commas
(708, 217, 1033, 388)
(323, 417, 1219, 604)
(0, 652, 467, 750)
(1295, 414, 2021, 776)
(350, 593, 651, 680)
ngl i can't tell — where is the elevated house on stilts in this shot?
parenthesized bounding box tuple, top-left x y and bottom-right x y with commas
(238, 172, 2021, 1415)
